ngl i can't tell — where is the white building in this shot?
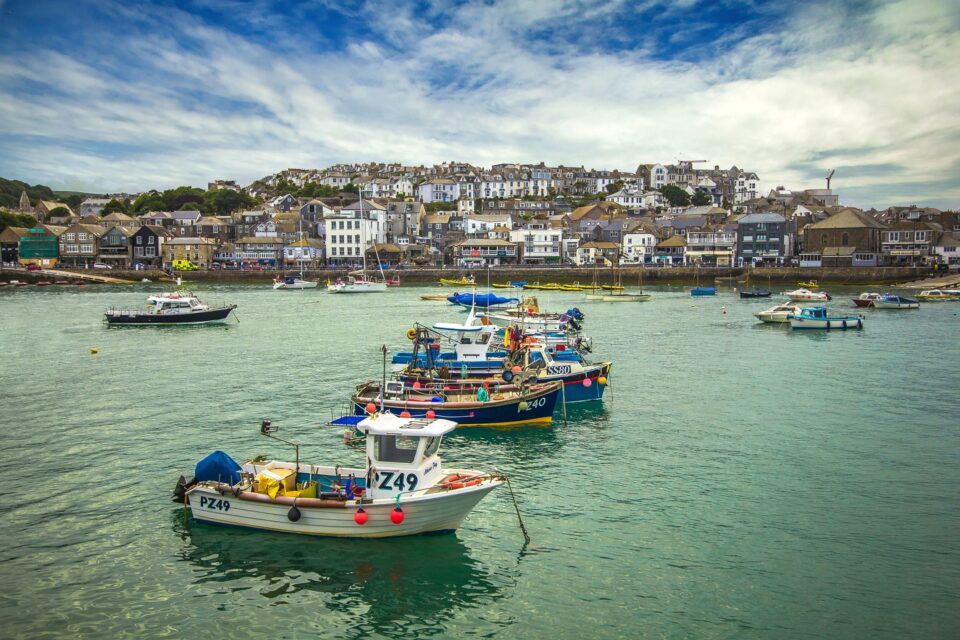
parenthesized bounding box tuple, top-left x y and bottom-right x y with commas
(417, 178, 460, 203)
(621, 225, 659, 264)
(464, 213, 513, 238)
(510, 224, 564, 264)
(324, 199, 386, 264)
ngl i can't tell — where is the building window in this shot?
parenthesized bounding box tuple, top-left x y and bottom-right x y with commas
(841, 233, 849, 246)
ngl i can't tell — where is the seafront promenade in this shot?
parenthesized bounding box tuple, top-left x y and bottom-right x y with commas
(0, 265, 935, 286)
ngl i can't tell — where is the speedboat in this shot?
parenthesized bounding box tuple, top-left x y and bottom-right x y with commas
(273, 274, 318, 290)
(873, 294, 920, 309)
(352, 379, 562, 428)
(439, 276, 475, 286)
(754, 303, 801, 324)
(852, 292, 882, 307)
(784, 288, 831, 302)
(789, 307, 864, 330)
(177, 414, 503, 538)
(105, 292, 236, 325)
(916, 289, 960, 301)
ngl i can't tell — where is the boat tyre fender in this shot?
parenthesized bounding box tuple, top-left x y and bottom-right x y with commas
(288, 502, 302, 522)
(502, 370, 514, 382)
(857, 318, 863, 329)
(406, 328, 417, 341)
(842, 319, 847, 329)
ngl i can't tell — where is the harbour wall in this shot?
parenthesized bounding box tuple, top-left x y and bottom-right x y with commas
(4, 265, 927, 285)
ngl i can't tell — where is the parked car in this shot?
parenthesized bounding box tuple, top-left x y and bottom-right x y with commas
(92, 262, 112, 269)
(26, 264, 42, 271)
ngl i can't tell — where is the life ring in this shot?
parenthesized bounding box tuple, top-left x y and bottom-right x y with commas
(450, 482, 465, 489)
(492, 394, 504, 401)
(465, 479, 483, 487)
(406, 328, 417, 340)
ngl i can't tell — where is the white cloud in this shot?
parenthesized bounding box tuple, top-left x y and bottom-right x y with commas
(0, 0, 957, 208)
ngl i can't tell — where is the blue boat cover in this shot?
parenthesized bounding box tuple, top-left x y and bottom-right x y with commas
(330, 415, 366, 426)
(194, 450, 242, 485)
(447, 293, 519, 307)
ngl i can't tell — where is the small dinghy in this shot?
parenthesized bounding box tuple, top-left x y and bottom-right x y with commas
(872, 294, 920, 309)
(177, 415, 504, 538)
(739, 289, 771, 298)
(784, 287, 831, 302)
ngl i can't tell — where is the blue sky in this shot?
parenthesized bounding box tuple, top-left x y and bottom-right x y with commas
(0, 0, 958, 209)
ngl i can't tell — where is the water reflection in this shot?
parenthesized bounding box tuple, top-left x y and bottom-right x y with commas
(174, 515, 512, 633)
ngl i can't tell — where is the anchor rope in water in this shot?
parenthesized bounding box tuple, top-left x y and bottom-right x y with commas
(504, 474, 530, 545)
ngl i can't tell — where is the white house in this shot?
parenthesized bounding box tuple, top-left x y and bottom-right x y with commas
(464, 213, 512, 238)
(509, 223, 564, 264)
(734, 172, 760, 204)
(417, 178, 460, 203)
(324, 199, 386, 265)
(621, 224, 659, 264)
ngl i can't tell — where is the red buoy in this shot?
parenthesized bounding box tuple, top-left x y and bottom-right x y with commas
(390, 507, 405, 524)
(354, 508, 368, 525)
(412, 381, 421, 390)
(400, 410, 411, 418)
(583, 378, 592, 387)
(426, 410, 436, 419)
(365, 402, 376, 414)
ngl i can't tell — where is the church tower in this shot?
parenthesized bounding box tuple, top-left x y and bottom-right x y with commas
(19, 190, 32, 212)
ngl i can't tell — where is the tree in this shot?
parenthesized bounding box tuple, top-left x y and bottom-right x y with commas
(204, 188, 256, 216)
(163, 186, 206, 211)
(605, 180, 625, 195)
(691, 191, 711, 206)
(660, 185, 690, 207)
(101, 199, 128, 215)
(0, 209, 37, 232)
(48, 206, 71, 218)
(342, 183, 360, 195)
(63, 194, 83, 209)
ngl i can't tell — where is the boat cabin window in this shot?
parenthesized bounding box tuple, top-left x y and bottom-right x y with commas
(374, 434, 419, 464)
(477, 333, 490, 345)
(422, 436, 441, 458)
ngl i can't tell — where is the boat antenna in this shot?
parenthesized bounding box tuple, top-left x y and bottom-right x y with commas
(259, 419, 299, 475)
(380, 344, 388, 412)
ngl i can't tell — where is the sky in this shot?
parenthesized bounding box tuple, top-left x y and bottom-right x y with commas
(0, 0, 958, 209)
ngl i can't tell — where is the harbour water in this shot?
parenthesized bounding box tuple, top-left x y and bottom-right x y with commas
(1, 284, 958, 638)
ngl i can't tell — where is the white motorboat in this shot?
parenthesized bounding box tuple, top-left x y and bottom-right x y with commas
(852, 292, 882, 308)
(789, 307, 864, 330)
(873, 294, 920, 309)
(916, 289, 960, 301)
(273, 274, 319, 290)
(783, 287, 831, 302)
(105, 291, 236, 325)
(754, 302, 802, 324)
(179, 414, 503, 538)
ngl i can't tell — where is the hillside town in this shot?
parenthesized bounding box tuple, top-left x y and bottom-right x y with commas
(2, 160, 958, 271)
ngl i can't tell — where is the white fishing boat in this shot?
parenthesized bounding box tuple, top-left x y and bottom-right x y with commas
(753, 302, 802, 324)
(178, 414, 503, 538)
(783, 287, 831, 302)
(789, 307, 864, 330)
(328, 207, 388, 293)
(872, 294, 920, 309)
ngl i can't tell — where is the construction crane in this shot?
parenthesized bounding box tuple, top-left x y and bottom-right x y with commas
(826, 169, 835, 190)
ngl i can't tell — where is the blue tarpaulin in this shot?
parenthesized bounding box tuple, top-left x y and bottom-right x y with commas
(330, 415, 366, 426)
(447, 293, 518, 308)
(194, 450, 242, 485)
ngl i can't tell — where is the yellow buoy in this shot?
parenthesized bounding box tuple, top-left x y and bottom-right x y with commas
(598, 376, 607, 385)
(90, 347, 98, 354)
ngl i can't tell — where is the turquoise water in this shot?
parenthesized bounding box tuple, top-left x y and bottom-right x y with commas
(1, 283, 958, 639)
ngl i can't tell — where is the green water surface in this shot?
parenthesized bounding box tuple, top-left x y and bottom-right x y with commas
(1, 283, 958, 639)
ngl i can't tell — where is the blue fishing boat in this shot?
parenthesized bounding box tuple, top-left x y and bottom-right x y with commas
(691, 287, 717, 296)
(399, 343, 611, 404)
(447, 292, 519, 308)
(789, 307, 864, 330)
(351, 380, 562, 427)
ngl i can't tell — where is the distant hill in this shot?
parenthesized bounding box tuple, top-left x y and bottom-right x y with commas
(0, 177, 57, 209)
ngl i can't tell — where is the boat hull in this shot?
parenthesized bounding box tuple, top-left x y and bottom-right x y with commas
(739, 290, 771, 298)
(328, 282, 387, 293)
(186, 481, 499, 538)
(105, 305, 235, 325)
(852, 299, 875, 307)
(790, 316, 864, 330)
(691, 287, 717, 296)
(353, 384, 561, 427)
(274, 281, 318, 290)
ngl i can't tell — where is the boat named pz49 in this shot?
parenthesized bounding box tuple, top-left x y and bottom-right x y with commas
(178, 414, 503, 538)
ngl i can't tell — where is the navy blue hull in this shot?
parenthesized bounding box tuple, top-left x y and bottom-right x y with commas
(105, 306, 236, 325)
